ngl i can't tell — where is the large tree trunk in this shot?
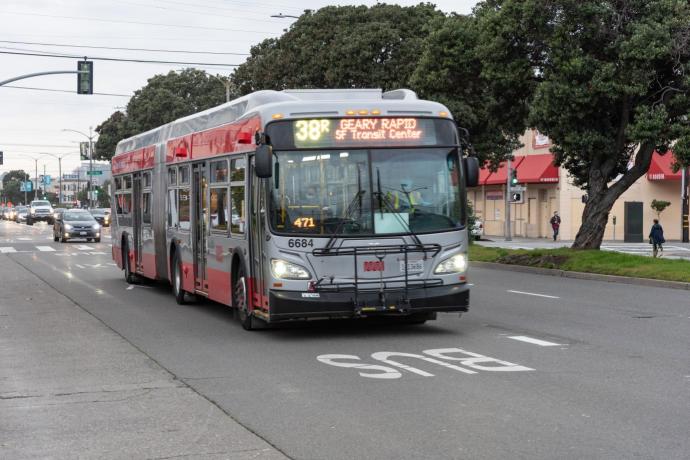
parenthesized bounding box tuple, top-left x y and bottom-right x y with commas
(571, 144, 656, 249)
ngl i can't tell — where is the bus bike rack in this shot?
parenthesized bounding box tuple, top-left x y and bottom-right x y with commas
(311, 243, 443, 315)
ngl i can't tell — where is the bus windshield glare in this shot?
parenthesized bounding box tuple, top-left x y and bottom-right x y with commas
(269, 148, 465, 236)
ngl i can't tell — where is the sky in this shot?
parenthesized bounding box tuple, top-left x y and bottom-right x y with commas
(0, 0, 479, 180)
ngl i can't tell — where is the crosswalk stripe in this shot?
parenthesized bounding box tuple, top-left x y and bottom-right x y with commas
(76, 245, 95, 250)
(36, 246, 56, 252)
(0, 247, 17, 253)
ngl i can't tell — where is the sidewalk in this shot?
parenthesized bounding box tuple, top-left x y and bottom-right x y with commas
(0, 254, 287, 460)
(476, 236, 690, 259)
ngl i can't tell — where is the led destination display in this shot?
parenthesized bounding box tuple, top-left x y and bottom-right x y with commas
(266, 117, 456, 149)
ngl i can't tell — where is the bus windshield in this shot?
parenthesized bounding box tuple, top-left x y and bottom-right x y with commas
(269, 148, 465, 236)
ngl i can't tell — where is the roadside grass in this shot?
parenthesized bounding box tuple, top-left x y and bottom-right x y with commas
(469, 245, 690, 283)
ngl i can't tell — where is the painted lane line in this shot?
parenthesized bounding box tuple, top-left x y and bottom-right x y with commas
(507, 289, 560, 299)
(76, 245, 95, 250)
(508, 335, 562, 347)
(0, 247, 17, 253)
(36, 246, 56, 252)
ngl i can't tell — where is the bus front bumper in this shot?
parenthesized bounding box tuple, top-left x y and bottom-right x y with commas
(267, 283, 469, 322)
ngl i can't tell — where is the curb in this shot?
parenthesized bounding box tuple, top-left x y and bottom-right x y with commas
(470, 261, 690, 291)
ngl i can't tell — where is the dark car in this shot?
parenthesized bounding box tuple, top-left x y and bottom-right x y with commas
(88, 208, 111, 227)
(53, 209, 102, 243)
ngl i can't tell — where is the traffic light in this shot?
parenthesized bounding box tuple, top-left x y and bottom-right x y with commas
(77, 60, 93, 94)
(511, 192, 523, 203)
(0, 151, 3, 165)
(510, 169, 518, 186)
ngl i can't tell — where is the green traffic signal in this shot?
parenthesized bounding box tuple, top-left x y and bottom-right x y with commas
(510, 169, 518, 186)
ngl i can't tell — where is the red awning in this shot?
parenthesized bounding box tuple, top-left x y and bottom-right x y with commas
(479, 157, 524, 185)
(478, 154, 558, 185)
(514, 153, 559, 183)
(647, 151, 681, 181)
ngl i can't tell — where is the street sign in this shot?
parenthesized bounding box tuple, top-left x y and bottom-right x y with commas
(43, 175, 51, 186)
(20, 181, 32, 192)
(510, 185, 526, 192)
(62, 174, 79, 180)
(80, 142, 90, 160)
(86, 170, 103, 176)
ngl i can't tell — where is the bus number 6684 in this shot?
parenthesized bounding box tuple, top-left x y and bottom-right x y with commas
(288, 239, 314, 248)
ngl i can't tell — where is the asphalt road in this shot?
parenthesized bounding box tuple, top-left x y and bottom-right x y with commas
(2, 219, 689, 459)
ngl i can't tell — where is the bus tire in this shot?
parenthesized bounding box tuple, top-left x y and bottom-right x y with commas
(234, 266, 259, 330)
(123, 241, 137, 285)
(172, 251, 187, 305)
(94, 237, 101, 243)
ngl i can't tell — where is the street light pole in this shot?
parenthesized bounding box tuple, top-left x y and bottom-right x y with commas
(505, 158, 512, 241)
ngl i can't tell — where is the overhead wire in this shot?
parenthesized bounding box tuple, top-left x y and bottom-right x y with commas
(0, 50, 241, 67)
(0, 40, 250, 56)
(0, 85, 131, 97)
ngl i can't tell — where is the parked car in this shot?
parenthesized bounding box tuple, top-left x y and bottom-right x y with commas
(471, 219, 484, 241)
(53, 209, 102, 243)
(26, 200, 54, 225)
(88, 208, 111, 227)
(16, 206, 29, 223)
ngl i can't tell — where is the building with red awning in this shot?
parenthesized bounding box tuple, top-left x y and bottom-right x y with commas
(468, 130, 687, 241)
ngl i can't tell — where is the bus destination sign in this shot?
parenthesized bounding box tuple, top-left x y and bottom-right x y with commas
(291, 118, 439, 148)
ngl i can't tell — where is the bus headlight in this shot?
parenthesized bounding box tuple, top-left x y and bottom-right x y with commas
(271, 259, 310, 279)
(434, 253, 467, 274)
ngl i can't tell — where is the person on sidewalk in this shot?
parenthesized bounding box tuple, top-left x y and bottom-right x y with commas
(649, 219, 665, 258)
(549, 211, 561, 241)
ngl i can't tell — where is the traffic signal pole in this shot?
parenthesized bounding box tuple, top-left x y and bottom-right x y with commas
(505, 158, 512, 241)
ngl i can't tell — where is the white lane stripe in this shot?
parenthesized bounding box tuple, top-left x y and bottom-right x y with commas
(36, 246, 56, 252)
(0, 247, 17, 253)
(508, 335, 562, 347)
(76, 245, 94, 250)
(507, 289, 560, 299)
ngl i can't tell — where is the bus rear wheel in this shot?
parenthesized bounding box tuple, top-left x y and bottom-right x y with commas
(172, 252, 186, 305)
(123, 242, 137, 285)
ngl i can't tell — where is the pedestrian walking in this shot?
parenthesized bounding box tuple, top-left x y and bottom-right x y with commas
(549, 211, 561, 241)
(648, 219, 665, 258)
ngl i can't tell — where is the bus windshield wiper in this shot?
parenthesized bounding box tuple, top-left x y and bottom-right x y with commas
(322, 189, 366, 252)
(375, 168, 423, 248)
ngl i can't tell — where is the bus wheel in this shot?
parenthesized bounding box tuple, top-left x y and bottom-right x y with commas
(234, 267, 256, 330)
(123, 242, 137, 285)
(172, 252, 186, 305)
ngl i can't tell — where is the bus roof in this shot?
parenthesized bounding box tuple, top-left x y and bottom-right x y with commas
(114, 88, 452, 156)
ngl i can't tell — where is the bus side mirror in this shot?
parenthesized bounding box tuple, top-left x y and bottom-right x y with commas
(464, 157, 479, 187)
(255, 144, 273, 178)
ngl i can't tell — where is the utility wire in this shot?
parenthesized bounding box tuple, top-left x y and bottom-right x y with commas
(0, 84, 131, 97)
(1, 10, 281, 35)
(0, 40, 250, 56)
(115, 0, 291, 24)
(0, 50, 241, 67)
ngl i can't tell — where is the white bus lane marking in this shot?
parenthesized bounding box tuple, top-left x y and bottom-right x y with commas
(507, 289, 560, 299)
(317, 347, 533, 380)
(76, 245, 95, 251)
(0, 247, 17, 253)
(36, 246, 56, 252)
(508, 336, 562, 347)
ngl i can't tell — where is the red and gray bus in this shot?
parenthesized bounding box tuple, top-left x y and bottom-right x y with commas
(110, 88, 479, 329)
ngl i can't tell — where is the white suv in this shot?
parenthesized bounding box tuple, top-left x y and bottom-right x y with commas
(27, 200, 54, 225)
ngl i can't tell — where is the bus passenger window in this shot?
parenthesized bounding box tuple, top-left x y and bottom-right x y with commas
(179, 166, 190, 185)
(143, 192, 152, 224)
(231, 158, 245, 182)
(116, 193, 132, 214)
(168, 168, 177, 186)
(167, 189, 178, 227)
(114, 177, 122, 190)
(143, 172, 151, 188)
(210, 160, 228, 183)
(230, 185, 245, 234)
(178, 188, 191, 230)
(122, 175, 132, 190)
(210, 187, 229, 231)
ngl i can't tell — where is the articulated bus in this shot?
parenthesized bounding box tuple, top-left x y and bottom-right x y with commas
(111, 88, 479, 329)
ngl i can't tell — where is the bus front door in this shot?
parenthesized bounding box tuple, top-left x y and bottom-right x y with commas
(193, 163, 208, 293)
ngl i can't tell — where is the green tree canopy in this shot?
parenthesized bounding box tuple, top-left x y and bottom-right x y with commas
(1, 169, 30, 205)
(94, 69, 228, 160)
(230, 4, 444, 95)
(468, 0, 690, 248)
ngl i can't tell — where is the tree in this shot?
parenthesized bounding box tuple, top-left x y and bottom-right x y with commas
(473, 0, 690, 249)
(230, 4, 444, 95)
(94, 69, 228, 160)
(650, 199, 671, 219)
(1, 170, 30, 205)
